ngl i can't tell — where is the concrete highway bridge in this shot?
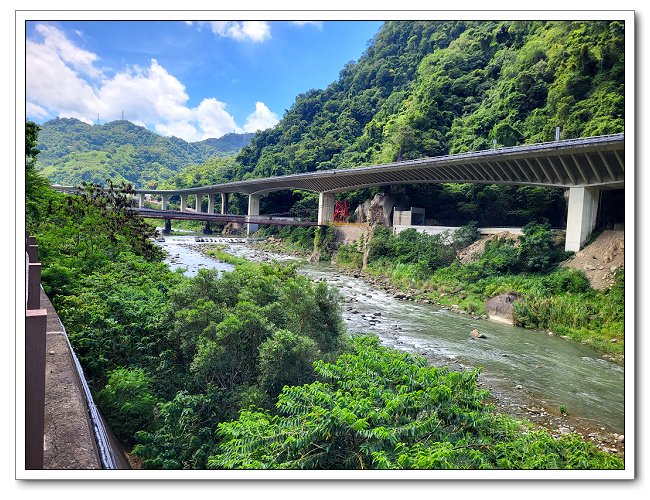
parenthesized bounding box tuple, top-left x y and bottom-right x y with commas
(55, 133, 625, 252)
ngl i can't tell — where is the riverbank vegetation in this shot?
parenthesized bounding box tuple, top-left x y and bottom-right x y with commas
(26, 121, 623, 469)
(210, 336, 622, 470)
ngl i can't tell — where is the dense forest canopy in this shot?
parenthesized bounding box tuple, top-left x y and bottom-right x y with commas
(232, 20, 623, 225)
(33, 20, 624, 225)
(235, 20, 623, 176)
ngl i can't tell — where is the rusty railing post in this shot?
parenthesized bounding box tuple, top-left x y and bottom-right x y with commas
(25, 232, 46, 469)
(25, 309, 47, 469)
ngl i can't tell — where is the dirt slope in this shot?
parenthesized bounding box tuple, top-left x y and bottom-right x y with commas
(562, 230, 624, 290)
(457, 232, 521, 264)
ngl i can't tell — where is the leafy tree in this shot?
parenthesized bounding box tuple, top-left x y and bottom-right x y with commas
(258, 330, 320, 399)
(518, 221, 566, 272)
(133, 391, 227, 470)
(190, 302, 275, 392)
(26, 121, 53, 225)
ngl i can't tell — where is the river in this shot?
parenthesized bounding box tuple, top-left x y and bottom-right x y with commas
(154, 234, 625, 443)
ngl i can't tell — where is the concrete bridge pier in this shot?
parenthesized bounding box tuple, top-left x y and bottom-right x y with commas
(203, 221, 213, 235)
(138, 193, 145, 208)
(565, 186, 601, 252)
(195, 194, 202, 213)
(207, 193, 215, 214)
(220, 193, 229, 214)
(161, 194, 169, 211)
(247, 193, 260, 235)
(163, 218, 172, 235)
(180, 194, 187, 212)
(318, 192, 335, 225)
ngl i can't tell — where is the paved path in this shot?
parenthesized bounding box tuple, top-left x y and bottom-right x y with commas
(41, 290, 103, 469)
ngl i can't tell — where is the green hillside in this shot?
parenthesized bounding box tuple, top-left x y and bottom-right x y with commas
(237, 20, 623, 176)
(35, 118, 254, 188)
(234, 20, 624, 225)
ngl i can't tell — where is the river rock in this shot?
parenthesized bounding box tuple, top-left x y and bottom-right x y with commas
(484, 293, 521, 325)
(470, 329, 486, 339)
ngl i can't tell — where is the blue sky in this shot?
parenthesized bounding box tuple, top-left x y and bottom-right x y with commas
(25, 20, 383, 142)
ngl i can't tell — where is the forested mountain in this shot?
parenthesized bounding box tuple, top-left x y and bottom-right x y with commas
(35, 118, 254, 188)
(237, 20, 623, 177)
(233, 20, 624, 225)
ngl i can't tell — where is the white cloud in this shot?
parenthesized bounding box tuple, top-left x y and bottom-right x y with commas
(244, 102, 279, 133)
(154, 121, 199, 141)
(190, 21, 271, 43)
(35, 23, 102, 79)
(26, 23, 279, 141)
(195, 98, 242, 139)
(26, 100, 49, 118)
(26, 31, 103, 121)
(98, 59, 193, 124)
(290, 21, 324, 28)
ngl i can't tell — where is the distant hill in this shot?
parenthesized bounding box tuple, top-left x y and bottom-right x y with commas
(35, 118, 254, 188)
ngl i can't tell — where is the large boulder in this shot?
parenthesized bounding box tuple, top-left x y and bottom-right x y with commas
(470, 328, 486, 339)
(485, 293, 521, 325)
(353, 193, 403, 226)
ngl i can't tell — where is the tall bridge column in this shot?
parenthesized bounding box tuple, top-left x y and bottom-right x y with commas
(161, 194, 169, 211)
(195, 194, 203, 213)
(163, 218, 172, 235)
(318, 192, 335, 225)
(138, 193, 145, 208)
(220, 193, 229, 214)
(207, 193, 215, 214)
(247, 193, 260, 235)
(565, 187, 600, 252)
(180, 194, 187, 212)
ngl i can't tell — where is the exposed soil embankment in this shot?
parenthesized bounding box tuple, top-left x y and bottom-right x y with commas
(562, 230, 624, 290)
(457, 232, 521, 264)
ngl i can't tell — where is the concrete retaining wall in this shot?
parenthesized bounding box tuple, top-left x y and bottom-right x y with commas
(393, 225, 524, 236)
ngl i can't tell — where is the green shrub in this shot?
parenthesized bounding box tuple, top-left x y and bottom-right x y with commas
(258, 330, 319, 398)
(540, 268, 591, 294)
(96, 367, 158, 446)
(452, 221, 480, 249)
(335, 241, 364, 269)
(209, 336, 623, 470)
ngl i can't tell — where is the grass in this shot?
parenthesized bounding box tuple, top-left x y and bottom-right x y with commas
(202, 244, 249, 266)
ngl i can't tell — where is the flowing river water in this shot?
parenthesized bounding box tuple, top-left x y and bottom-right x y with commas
(155, 234, 625, 447)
